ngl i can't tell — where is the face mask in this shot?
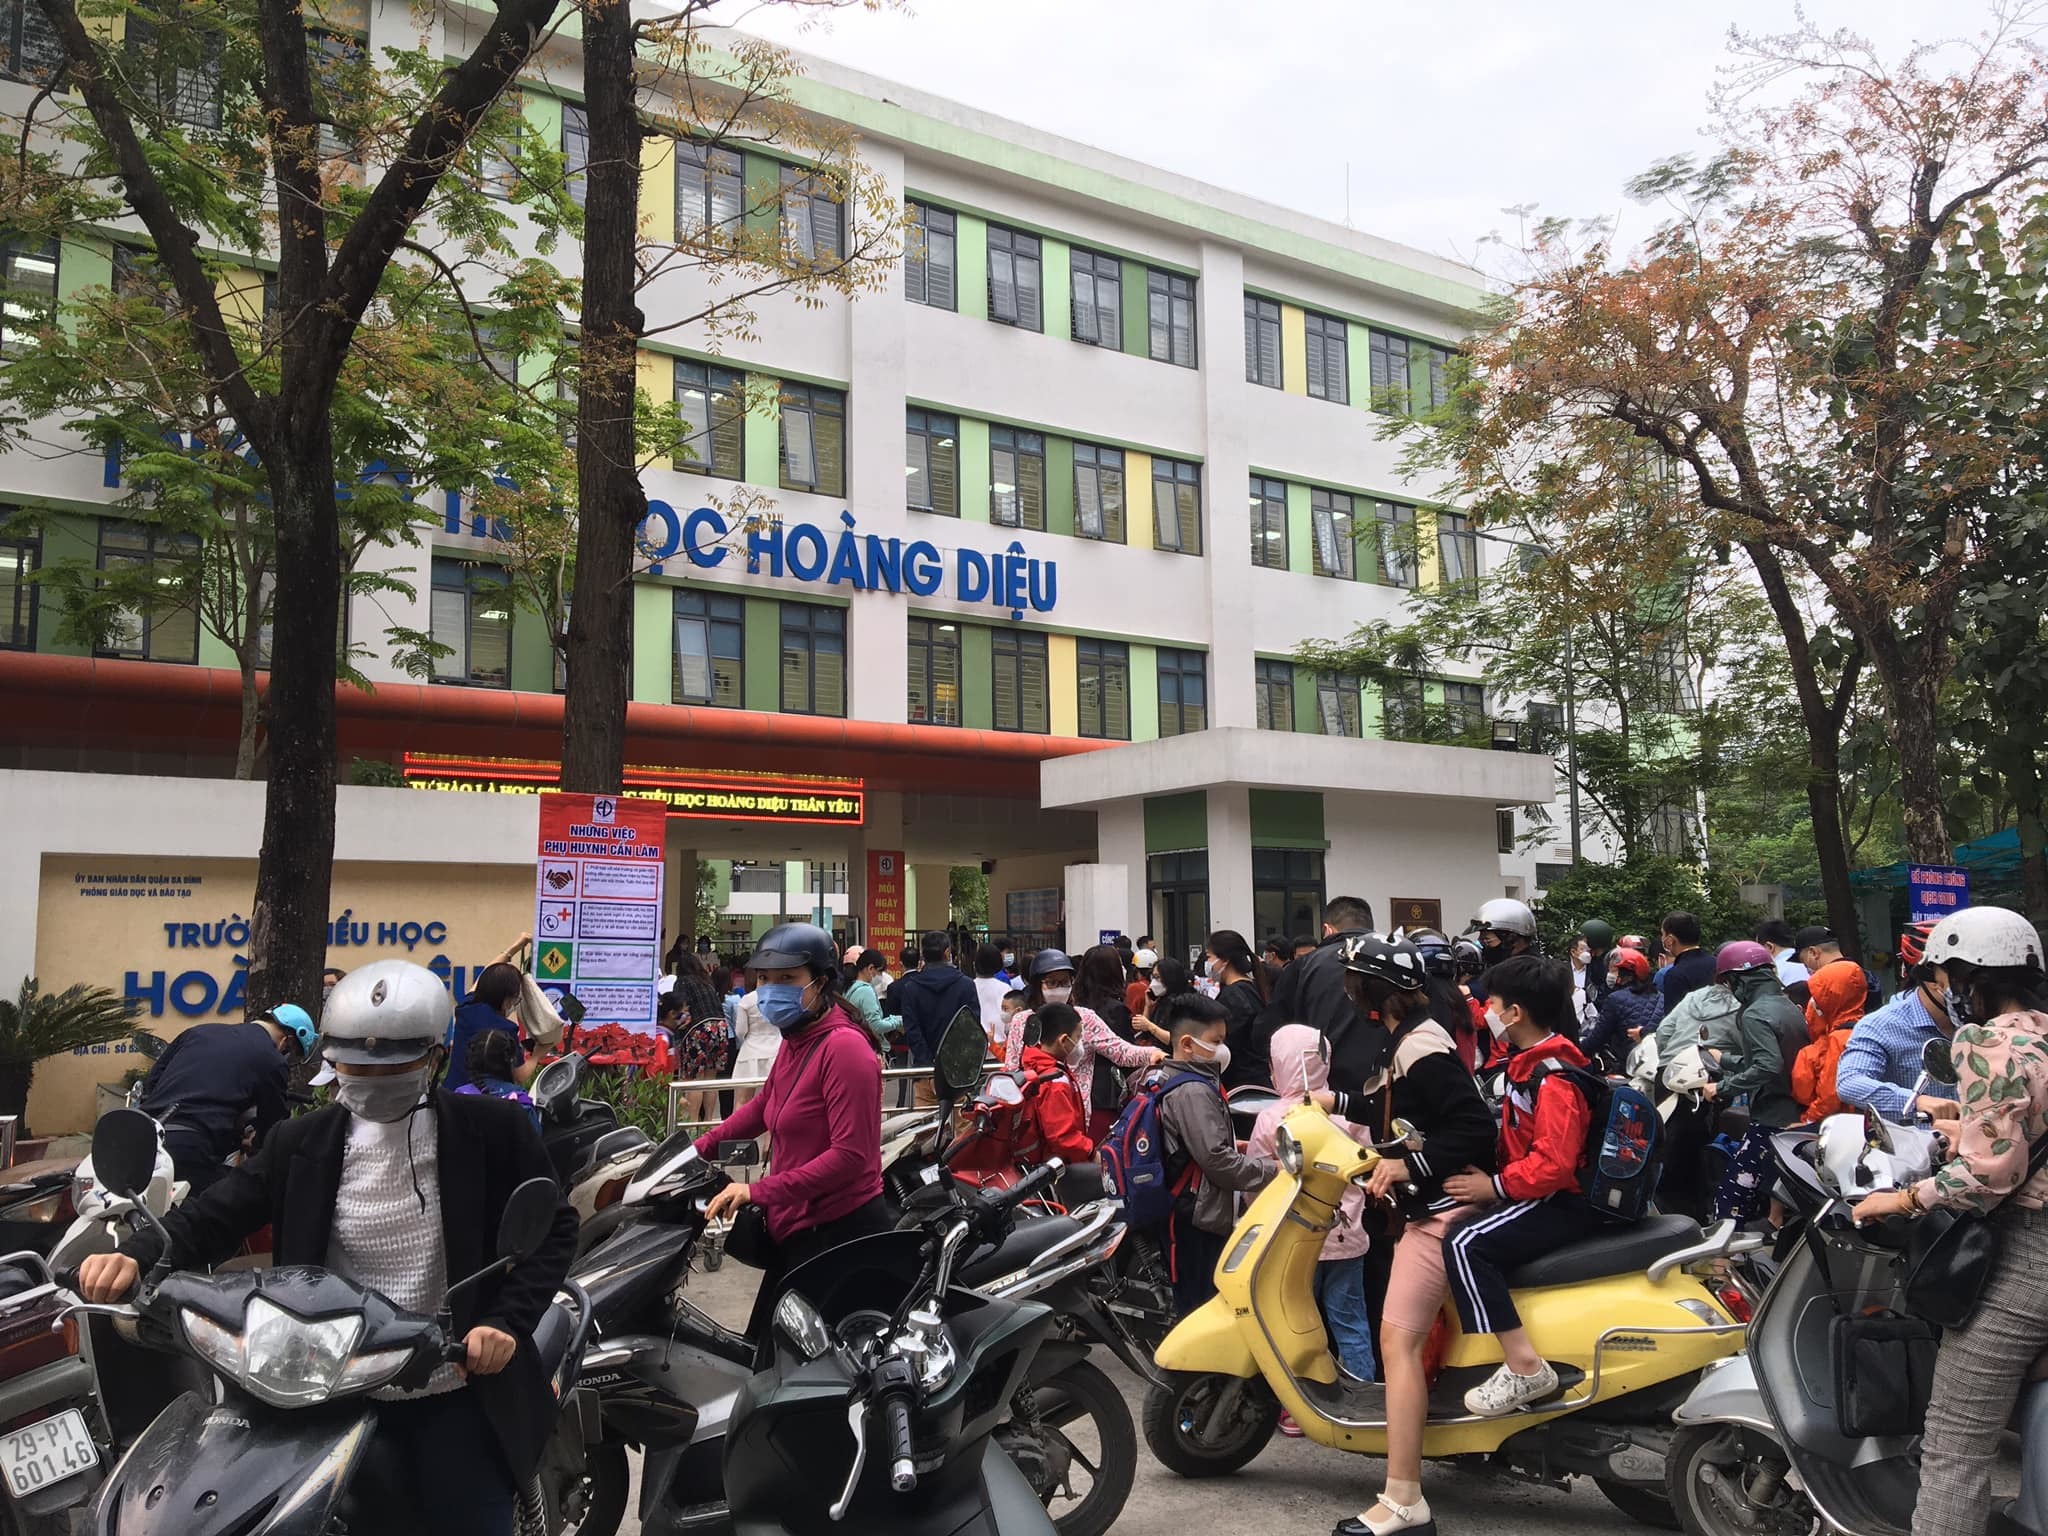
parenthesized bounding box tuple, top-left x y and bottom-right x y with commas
(1486, 1008, 1510, 1041)
(1188, 1035, 1231, 1073)
(1064, 1040, 1087, 1068)
(1041, 983, 1074, 1005)
(1149, 978, 1166, 999)
(755, 982, 814, 1033)
(1003, 953, 1016, 968)
(1205, 958, 1223, 979)
(1572, 946, 1589, 966)
(335, 1063, 433, 1124)
(1942, 985, 1975, 1030)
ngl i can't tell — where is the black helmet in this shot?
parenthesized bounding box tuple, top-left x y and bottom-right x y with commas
(1405, 927, 1455, 979)
(1452, 938, 1484, 976)
(1340, 933, 1426, 992)
(747, 922, 838, 977)
(1028, 948, 1076, 980)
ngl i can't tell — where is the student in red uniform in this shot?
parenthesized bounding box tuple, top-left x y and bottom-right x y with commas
(1013, 1004, 1096, 1167)
(1440, 955, 1598, 1418)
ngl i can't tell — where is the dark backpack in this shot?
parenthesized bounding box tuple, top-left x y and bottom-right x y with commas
(1098, 1070, 1212, 1229)
(1530, 1062, 1663, 1224)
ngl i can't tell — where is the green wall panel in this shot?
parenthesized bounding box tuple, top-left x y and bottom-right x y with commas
(631, 582, 670, 702)
(1406, 343, 1432, 417)
(1362, 682, 1385, 740)
(743, 597, 779, 711)
(197, 625, 234, 669)
(1120, 259, 1148, 357)
(509, 602, 554, 695)
(33, 512, 95, 657)
(1045, 437, 1074, 536)
(1144, 790, 1207, 854)
(1285, 481, 1312, 575)
(520, 90, 561, 149)
(959, 417, 991, 523)
(1250, 789, 1326, 848)
(1041, 238, 1070, 342)
(1291, 666, 1320, 734)
(956, 215, 988, 323)
(962, 623, 993, 730)
(742, 153, 781, 241)
(57, 239, 109, 339)
(1346, 325, 1373, 416)
(1130, 643, 1159, 742)
(743, 372, 780, 491)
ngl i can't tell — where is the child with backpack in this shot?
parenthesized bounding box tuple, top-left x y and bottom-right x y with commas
(1440, 955, 1601, 1417)
(1102, 994, 1275, 1311)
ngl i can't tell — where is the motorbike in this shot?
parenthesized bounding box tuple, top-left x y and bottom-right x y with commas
(0, 1250, 116, 1536)
(0, 1169, 79, 1262)
(533, 1052, 631, 1183)
(1665, 1039, 1972, 1536)
(68, 1109, 596, 1536)
(1146, 1099, 1761, 1527)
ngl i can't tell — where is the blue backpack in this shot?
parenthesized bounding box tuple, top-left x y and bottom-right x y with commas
(1531, 1062, 1664, 1224)
(1098, 1070, 1213, 1230)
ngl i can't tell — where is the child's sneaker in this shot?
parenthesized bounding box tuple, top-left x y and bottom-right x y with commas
(1279, 1411, 1304, 1437)
(1463, 1360, 1560, 1416)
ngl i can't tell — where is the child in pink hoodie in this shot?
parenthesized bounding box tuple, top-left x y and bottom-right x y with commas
(1250, 1024, 1376, 1382)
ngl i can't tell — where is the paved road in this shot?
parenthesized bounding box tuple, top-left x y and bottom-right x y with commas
(617, 1262, 1653, 1536)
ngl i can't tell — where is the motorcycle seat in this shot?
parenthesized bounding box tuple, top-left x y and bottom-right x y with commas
(1507, 1213, 1704, 1289)
(959, 1213, 1084, 1289)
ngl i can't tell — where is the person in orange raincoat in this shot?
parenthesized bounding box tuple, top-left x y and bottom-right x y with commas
(1793, 958, 1869, 1122)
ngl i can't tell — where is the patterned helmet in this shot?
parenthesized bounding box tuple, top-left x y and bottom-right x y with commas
(1340, 933, 1426, 992)
(1609, 949, 1652, 984)
(1898, 920, 1938, 970)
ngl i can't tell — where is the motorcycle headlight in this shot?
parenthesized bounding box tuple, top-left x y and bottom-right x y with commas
(181, 1308, 243, 1377)
(182, 1299, 370, 1408)
(1275, 1126, 1304, 1176)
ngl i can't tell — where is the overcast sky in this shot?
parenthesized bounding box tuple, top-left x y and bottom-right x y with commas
(738, 0, 1972, 273)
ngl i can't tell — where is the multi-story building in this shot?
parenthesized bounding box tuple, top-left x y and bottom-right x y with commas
(0, 11, 1551, 1127)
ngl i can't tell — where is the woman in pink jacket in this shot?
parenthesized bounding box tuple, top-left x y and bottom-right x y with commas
(1004, 948, 1162, 1137)
(1250, 1024, 1376, 1386)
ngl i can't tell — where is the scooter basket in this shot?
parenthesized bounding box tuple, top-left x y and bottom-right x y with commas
(1830, 1311, 1938, 1438)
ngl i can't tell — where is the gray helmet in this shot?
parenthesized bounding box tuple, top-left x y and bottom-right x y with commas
(1474, 898, 1538, 939)
(746, 922, 838, 977)
(1028, 948, 1076, 981)
(319, 959, 453, 1066)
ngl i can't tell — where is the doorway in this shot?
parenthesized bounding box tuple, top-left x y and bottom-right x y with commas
(1148, 850, 1210, 968)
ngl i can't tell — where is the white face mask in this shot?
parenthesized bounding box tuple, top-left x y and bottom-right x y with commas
(1041, 983, 1073, 1005)
(335, 1063, 434, 1123)
(1188, 1035, 1231, 1073)
(1205, 958, 1223, 979)
(1486, 1008, 1510, 1041)
(1149, 978, 1166, 998)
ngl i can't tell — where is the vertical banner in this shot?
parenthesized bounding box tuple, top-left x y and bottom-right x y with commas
(535, 792, 668, 1032)
(867, 850, 905, 965)
(1908, 864, 1970, 925)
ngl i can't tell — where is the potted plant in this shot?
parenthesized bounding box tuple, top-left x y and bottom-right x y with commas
(0, 979, 142, 1142)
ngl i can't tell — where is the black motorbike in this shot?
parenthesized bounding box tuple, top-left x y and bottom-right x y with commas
(65, 1110, 596, 1536)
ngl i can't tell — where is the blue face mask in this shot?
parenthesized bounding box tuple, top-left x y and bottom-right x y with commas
(755, 982, 814, 1033)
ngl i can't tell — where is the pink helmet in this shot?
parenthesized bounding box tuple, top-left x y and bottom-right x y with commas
(1714, 940, 1775, 977)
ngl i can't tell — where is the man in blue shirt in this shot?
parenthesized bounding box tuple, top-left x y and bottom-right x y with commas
(1835, 923, 1959, 1123)
(138, 1006, 314, 1192)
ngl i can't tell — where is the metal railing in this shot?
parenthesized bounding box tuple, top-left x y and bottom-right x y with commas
(664, 1065, 937, 1137)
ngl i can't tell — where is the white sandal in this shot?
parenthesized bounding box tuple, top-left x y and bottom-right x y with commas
(1333, 1491, 1436, 1536)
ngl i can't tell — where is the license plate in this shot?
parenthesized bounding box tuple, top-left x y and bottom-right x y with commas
(0, 1410, 97, 1499)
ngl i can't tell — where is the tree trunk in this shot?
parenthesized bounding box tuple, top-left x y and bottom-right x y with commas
(235, 654, 260, 780)
(559, 0, 642, 796)
(1883, 651, 1952, 867)
(244, 434, 343, 1016)
(2011, 754, 2048, 926)
(1744, 543, 1864, 958)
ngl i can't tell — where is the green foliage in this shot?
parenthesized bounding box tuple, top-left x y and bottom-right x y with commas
(0, 978, 139, 1067)
(1533, 857, 1759, 958)
(348, 757, 408, 788)
(583, 1065, 675, 1138)
(694, 859, 722, 940)
(949, 866, 989, 931)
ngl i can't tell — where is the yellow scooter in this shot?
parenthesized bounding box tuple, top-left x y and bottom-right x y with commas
(1145, 1101, 1757, 1526)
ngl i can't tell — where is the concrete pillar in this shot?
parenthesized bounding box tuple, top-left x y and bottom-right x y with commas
(665, 840, 697, 955)
(912, 862, 952, 933)
(1196, 241, 1256, 729)
(1097, 801, 1148, 936)
(1205, 785, 1255, 936)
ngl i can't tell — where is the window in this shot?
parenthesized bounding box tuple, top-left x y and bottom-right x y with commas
(1148, 269, 1196, 368)
(0, 240, 56, 360)
(905, 202, 955, 310)
(1070, 248, 1121, 348)
(1311, 488, 1355, 579)
(990, 426, 1045, 531)
(1157, 647, 1207, 737)
(676, 140, 743, 239)
(1497, 808, 1517, 855)
(1152, 457, 1202, 555)
(0, 0, 61, 83)
(1384, 675, 1426, 738)
(111, 243, 170, 308)
(1304, 311, 1348, 403)
(1316, 672, 1362, 737)
(1424, 343, 1455, 410)
(779, 382, 845, 497)
(1374, 500, 1417, 589)
(672, 588, 743, 707)
(1253, 849, 1326, 951)
(674, 360, 745, 479)
(730, 860, 783, 895)
(1437, 511, 1478, 589)
(429, 558, 510, 687)
(96, 521, 198, 663)
(1369, 329, 1412, 415)
(0, 531, 35, 649)
(1526, 700, 1565, 749)
(126, 18, 223, 131)
(305, 27, 366, 167)
(1244, 295, 1281, 388)
(1077, 638, 1129, 741)
(805, 861, 849, 896)
(1254, 658, 1294, 731)
(905, 409, 958, 516)
(987, 225, 1042, 331)
(1073, 442, 1126, 541)
(472, 86, 524, 196)
(780, 164, 844, 262)
(1650, 636, 1700, 711)
(907, 617, 961, 726)
(562, 102, 589, 208)
(1248, 476, 1287, 569)
(779, 601, 845, 716)
(1443, 681, 1486, 738)
(992, 630, 1049, 733)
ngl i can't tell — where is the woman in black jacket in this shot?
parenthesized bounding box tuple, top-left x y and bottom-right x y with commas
(1204, 928, 1272, 1089)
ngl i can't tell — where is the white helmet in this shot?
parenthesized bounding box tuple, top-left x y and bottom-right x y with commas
(1926, 907, 2042, 973)
(319, 959, 453, 1065)
(1474, 898, 1537, 939)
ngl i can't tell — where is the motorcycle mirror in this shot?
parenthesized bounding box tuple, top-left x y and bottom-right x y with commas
(1921, 1037, 1959, 1086)
(932, 1008, 986, 1101)
(717, 1139, 761, 1169)
(495, 1177, 559, 1263)
(90, 1109, 159, 1201)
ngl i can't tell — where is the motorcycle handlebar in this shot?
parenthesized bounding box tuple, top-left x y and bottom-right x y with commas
(986, 1159, 1062, 1215)
(883, 1393, 916, 1492)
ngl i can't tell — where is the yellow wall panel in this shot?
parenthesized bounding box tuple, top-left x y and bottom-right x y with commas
(1281, 305, 1308, 395)
(640, 134, 675, 243)
(1048, 633, 1079, 737)
(1126, 451, 1154, 550)
(637, 349, 671, 470)
(1417, 508, 1442, 588)
(216, 269, 265, 331)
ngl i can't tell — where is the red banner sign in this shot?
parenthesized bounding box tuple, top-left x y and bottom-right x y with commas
(867, 849, 906, 966)
(534, 793, 668, 1031)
